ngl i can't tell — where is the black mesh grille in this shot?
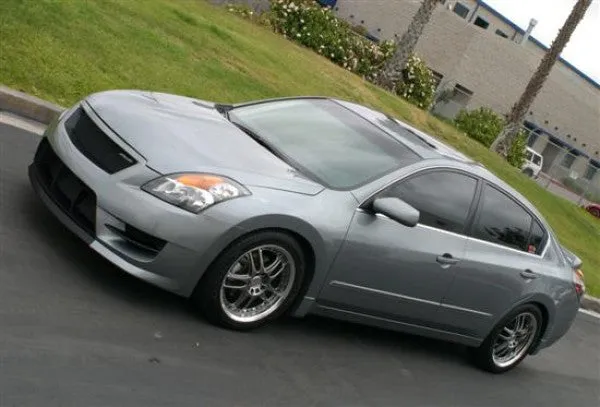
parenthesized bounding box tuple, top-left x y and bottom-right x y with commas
(33, 138, 97, 236)
(64, 107, 136, 174)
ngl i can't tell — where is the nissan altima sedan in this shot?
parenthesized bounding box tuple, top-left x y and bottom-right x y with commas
(29, 91, 585, 373)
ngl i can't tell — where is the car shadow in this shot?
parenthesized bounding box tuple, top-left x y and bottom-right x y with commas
(21, 183, 470, 368)
(277, 315, 471, 364)
(21, 185, 185, 312)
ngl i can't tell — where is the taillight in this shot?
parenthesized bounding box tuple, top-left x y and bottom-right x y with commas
(573, 268, 585, 296)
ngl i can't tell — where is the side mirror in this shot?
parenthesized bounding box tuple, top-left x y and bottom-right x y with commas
(372, 197, 420, 227)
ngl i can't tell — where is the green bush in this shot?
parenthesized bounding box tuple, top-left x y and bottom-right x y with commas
(226, 4, 272, 26)
(507, 130, 527, 168)
(259, 0, 396, 81)
(454, 107, 504, 147)
(454, 107, 525, 168)
(396, 54, 436, 109)
(228, 1, 438, 109)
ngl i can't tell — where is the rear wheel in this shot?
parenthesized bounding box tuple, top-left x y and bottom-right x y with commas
(590, 207, 600, 218)
(522, 168, 534, 178)
(192, 231, 305, 330)
(471, 304, 543, 373)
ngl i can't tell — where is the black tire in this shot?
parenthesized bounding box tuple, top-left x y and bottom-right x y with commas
(191, 230, 306, 331)
(470, 304, 543, 374)
(591, 208, 600, 218)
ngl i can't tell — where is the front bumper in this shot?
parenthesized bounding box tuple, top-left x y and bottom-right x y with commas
(29, 106, 242, 297)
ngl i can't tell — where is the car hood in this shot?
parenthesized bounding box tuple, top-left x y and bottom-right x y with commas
(85, 90, 324, 195)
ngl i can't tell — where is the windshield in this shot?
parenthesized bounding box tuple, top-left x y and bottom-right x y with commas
(228, 99, 421, 189)
(336, 101, 436, 149)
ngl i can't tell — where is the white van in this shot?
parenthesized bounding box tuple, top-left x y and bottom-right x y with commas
(522, 147, 543, 178)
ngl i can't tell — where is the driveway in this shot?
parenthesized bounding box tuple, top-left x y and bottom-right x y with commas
(1, 123, 599, 407)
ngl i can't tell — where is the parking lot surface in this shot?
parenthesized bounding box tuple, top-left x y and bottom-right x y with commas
(1, 124, 599, 407)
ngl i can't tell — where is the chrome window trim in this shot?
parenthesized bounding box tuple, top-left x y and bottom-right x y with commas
(357, 208, 548, 258)
(359, 165, 550, 259)
(465, 236, 547, 259)
(359, 165, 468, 207)
(417, 223, 471, 241)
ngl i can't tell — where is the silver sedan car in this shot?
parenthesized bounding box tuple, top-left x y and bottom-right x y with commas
(29, 91, 585, 373)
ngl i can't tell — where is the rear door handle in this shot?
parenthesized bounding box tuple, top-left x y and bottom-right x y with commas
(520, 270, 538, 280)
(436, 253, 460, 265)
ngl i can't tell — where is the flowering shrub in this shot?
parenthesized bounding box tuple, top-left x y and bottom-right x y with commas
(226, 4, 272, 26)
(455, 107, 525, 167)
(266, 0, 395, 80)
(395, 55, 436, 109)
(225, 1, 436, 109)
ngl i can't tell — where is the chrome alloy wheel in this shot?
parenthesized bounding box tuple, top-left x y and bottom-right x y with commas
(492, 312, 538, 368)
(219, 245, 296, 323)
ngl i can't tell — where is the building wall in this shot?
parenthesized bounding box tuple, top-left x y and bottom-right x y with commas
(334, 0, 600, 160)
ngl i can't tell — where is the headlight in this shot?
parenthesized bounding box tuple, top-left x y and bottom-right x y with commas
(142, 173, 250, 213)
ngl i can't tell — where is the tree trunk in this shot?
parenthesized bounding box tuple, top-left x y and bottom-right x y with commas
(491, 0, 592, 154)
(376, 0, 440, 92)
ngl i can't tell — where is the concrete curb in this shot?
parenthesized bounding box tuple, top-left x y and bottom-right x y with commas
(0, 85, 64, 125)
(582, 295, 600, 314)
(2, 84, 600, 314)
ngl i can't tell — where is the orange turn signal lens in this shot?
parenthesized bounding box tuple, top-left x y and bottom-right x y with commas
(175, 174, 225, 190)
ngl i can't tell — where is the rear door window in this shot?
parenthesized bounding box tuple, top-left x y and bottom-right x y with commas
(528, 220, 545, 254)
(472, 184, 546, 254)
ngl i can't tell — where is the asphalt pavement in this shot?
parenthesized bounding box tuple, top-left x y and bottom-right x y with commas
(1, 123, 599, 407)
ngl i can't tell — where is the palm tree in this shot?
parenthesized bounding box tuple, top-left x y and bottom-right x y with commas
(491, 0, 593, 154)
(377, 0, 441, 91)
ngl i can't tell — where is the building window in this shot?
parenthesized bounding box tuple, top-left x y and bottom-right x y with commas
(431, 70, 444, 89)
(495, 29, 508, 38)
(561, 154, 576, 169)
(452, 84, 473, 104)
(474, 16, 489, 29)
(584, 164, 598, 181)
(453, 2, 470, 19)
(526, 130, 541, 147)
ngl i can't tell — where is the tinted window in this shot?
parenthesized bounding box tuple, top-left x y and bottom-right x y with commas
(473, 185, 532, 252)
(528, 221, 545, 254)
(228, 99, 420, 189)
(384, 171, 477, 234)
(533, 155, 542, 165)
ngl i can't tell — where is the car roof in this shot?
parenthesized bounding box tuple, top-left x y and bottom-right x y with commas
(333, 99, 478, 164)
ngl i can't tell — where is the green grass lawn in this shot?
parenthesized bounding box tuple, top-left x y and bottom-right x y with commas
(1, 0, 598, 296)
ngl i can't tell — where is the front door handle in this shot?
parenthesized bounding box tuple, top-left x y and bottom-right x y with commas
(436, 253, 460, 265)
(520, 269, 538, 280)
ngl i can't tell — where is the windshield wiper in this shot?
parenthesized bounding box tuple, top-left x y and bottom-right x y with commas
(229, 121, 319, 184)
(215, 103, 234, 116)
(230, 122, 287, 161)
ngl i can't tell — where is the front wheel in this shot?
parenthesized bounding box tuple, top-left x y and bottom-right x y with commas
(470, 304, 543, 373)
(192, 231, 305, 330)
